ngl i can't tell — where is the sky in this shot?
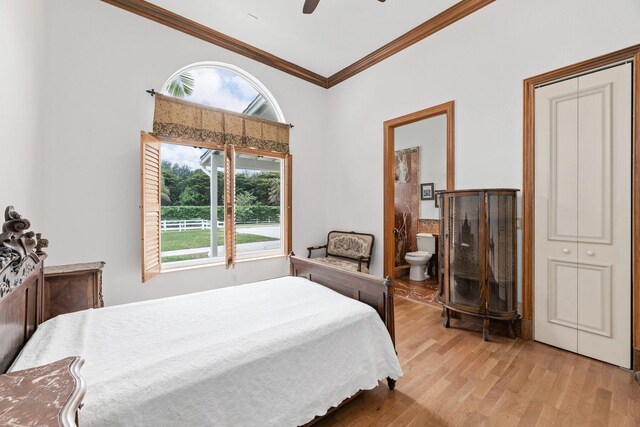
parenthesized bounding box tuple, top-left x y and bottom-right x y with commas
(179, 67, 259, 111)
(161, 143, 207, 171)
(161, 66, 261, 170)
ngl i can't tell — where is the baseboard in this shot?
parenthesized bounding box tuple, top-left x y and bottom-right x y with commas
(520, 319, 533, 340)
(633, 347, 640, 373)
(635, 346, 640, 384)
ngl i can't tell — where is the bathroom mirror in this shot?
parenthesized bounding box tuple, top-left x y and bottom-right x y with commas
(383, 101, 454, 280)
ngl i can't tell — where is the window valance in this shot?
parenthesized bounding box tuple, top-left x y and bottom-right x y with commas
(152, 94, 290, 154)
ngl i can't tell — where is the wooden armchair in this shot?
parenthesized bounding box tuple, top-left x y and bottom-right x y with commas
(307, 231, 375, 273)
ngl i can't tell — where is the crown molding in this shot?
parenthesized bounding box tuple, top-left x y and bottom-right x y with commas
(100, 0, 329, 88)
(327, 0, 494, 87)
(100, 0, 493, 89)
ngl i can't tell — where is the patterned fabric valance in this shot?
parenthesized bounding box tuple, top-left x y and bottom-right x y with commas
(152, 94, 290, 154)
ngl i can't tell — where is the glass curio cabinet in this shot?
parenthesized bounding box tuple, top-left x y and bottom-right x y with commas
(437, 189, 519, 341)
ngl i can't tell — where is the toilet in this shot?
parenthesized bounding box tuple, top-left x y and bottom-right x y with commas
(405, 233, 436, 281)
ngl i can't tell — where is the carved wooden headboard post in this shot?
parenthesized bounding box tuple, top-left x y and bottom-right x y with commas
(383, 275, 395, 347)
(0, 206, 48, 373)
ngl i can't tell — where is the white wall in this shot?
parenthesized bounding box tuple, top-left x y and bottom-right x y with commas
(0, 1, 46, 225)
(40, 0, 328, 305)
(394, 115, 447, 219)
(9, 0, 640, 306)
(324, 0, 640, 293)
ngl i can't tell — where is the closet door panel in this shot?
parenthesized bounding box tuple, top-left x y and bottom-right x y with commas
(534, 78, 579, 352)
(549, 90, 580, 241)
(576, 262, 612, 337)
(576, 80, 612, 244)
(576, 63, 632, 368)
(546, 259, 578, 329)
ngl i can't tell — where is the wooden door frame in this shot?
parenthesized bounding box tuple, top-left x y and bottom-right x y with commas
(383, 101, 455, 278)
(522, 44, 640, 368)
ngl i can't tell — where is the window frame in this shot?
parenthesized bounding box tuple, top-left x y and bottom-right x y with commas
(161, 61, 287, 124)
(147, 135, 292, 274)
(232, 147, 288, 263)
(141, 62, 290, 280)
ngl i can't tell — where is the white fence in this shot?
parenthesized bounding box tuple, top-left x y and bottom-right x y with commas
(161, 220, 224, 232)
(161, 218, 280, 232)
(239, 218, 280, 224)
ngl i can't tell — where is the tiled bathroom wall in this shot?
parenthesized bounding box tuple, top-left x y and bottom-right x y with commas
(394, 147, 420, 266)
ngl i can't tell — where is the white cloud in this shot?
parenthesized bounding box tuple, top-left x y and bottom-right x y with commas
(161, 143, 207, 170)
(227, 73, 259, 100)
(181, 67, 259, 113)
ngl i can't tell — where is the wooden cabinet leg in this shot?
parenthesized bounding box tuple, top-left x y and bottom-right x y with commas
(509, 320, 516, 339)
(483, 318, 489, 341)
(443, 308, 450, 328)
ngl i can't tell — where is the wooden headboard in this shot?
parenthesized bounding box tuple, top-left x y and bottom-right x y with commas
(0, 206, 48, 373)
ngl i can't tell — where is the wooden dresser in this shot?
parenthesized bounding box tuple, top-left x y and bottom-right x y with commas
(0, 357, 86, 426)
(44, 262, 105, 321)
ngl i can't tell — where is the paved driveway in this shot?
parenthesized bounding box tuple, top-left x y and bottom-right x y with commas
(235, 225, 281, 238)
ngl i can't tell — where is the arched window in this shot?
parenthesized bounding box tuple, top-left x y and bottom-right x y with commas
(140, 62, 290, 278)
(161, 62, 285, 123)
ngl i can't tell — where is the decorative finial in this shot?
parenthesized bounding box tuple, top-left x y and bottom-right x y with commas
(35, 233, 49, 256)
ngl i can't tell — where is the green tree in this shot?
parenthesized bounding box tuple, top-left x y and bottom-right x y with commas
(235, 191, 256, 223)
(234, 172, 252, 198)
(160, 173, 171, 204)
(217, 171, 224, 206)
(165, 72, 195, 98)
(235, 191, 256, 206)
(253, 172, 280, 206)
(161, 161, 197, 206)
(267, 175, 280, 205)
(161, 166, 180, 206)
(170, 163, 194, 180)
(179, 170, 210, 206)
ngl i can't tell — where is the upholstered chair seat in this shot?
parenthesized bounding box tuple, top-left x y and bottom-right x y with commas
(309, 257, 370, 273)
(307, 231, 375, 274)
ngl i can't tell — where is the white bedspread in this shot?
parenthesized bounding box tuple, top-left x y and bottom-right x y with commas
(11, 276, 402, 426)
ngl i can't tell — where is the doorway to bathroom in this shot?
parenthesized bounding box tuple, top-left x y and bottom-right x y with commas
(383, 102, 455, 306)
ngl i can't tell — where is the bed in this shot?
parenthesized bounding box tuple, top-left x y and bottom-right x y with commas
(0, 207, 402, 426)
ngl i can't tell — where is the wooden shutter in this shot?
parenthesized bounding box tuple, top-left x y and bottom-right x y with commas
(283, 154, 292, 255)
(224, 145, 235, 268)
(140, 132, 161, 282)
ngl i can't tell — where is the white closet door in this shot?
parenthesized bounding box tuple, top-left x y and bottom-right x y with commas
(576, 64, 631, 368)
(534, 63, 632, 368)
(534, 77, 580, 354)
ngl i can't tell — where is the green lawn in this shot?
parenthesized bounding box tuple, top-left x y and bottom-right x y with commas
(162, 253, 210, 263)
(161, 229, 277, 251)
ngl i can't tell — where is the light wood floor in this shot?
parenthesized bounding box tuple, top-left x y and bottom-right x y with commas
(316, 298, 640, 427)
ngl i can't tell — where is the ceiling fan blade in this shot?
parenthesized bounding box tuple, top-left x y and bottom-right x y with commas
(303, 0, 321, 14)
(378, 0, 386, 2)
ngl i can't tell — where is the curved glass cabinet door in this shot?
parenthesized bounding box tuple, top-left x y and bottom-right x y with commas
(440, 188, 519, 341)
(448, 193, 481, 308)
(487, 193, 516, 314)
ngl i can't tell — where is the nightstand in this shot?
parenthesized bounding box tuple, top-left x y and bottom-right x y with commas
(43, 262, 105, 321)
(0, 357, 86, 426)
